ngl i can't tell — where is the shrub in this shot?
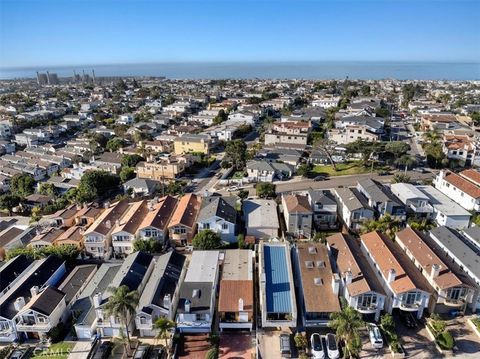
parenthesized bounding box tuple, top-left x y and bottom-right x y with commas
(205, 347, 218, 359)
(472, 317, 480, 330)
(47, 322, 67, 343)
(437, 331, 455, 350)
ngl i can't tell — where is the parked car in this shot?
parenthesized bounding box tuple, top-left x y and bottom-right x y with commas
(326, 333, 339, 359)
(401, 312, 417, 328)
(279, 333, 292, 358)
(227, 185, 240, 192)
(134, 345, 151, 359)
(310, 333, 325, 359)
(368, 324, 384, 349)
(93, 341, 112, 359)
(314, 175, 327, 181)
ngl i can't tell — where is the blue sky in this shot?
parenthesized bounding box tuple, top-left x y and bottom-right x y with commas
(0, 0, 479, 67)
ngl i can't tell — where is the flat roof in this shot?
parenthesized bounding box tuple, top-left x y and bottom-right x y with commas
(243, 199, 279, 229)
(222, 249, 253, 281)
(263, 243, 293, 314)
(184, 250, 219, 283)
(418, 185, 471, 216)
(296, 243, 341, 313)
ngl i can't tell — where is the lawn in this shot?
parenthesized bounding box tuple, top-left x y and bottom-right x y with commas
(311, 161, 384, 176)
(31, 342, 74, 359)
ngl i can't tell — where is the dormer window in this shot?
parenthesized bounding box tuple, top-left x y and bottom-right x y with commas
(305, 261, 314, 268)
(314, 278, 323, 286)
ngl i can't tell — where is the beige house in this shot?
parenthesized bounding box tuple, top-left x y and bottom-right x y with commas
(136, 157, 187, 180)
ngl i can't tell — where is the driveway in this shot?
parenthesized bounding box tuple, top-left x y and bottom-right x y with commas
(395, 317, 439, 359)
(446, 317, 480, 357)
(219, 333, 254, 358)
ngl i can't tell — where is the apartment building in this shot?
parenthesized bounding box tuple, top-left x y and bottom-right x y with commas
(136, 157, 187, 181)
(173, 134, 211, 155)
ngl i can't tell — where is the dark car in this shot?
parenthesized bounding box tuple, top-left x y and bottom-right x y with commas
(314, 175, 327, 181)
(377, 171, 391, 176)
(93, 341, 113, 359)
(134, 345, 151, 359)
(401, 312, 417, 328)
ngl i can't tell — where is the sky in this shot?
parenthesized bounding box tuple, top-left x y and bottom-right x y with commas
(0, 0, 479, 68)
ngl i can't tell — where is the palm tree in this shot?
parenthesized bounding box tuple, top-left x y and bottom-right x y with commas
(328, 305, 365, 358)
(153, 317, 175, 348)
(361, 216, 401, 240)
(395, 154, 416, 173)
(103, 285, 139, 353)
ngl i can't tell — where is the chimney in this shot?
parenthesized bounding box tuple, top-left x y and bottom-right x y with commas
(30, 286, 39, 297)
(184, 299, 191, 313)
(345, 270, 353, 286)
(115, 219, 120, 227)
(105, 220, 111, 229)
(387, 269, 396, 283)
(14, 297, 26, 312)
(104, 201, 110, 209)
(163, 294, 171, 310)
(238, 298, 244, 312)
(431, 264, 441, 279)
(332, 273, 340, 295)
(93, 292, 102, 308)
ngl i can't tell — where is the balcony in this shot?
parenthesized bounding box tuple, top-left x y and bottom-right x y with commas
(356, 304, 378, 314)
(399, 302, 421, 311)
(15, 321, 52, 333)
(444, 297, 466, 307)
(409, 203, 433, 214)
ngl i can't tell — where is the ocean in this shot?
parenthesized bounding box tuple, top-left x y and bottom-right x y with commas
(0, 61, 479, 80)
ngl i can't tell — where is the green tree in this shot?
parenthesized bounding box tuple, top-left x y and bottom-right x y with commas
(120, 166, 135, 183)
(30, 206, 42, 223)
(0, 194, 21, 215)
(380, 313, 395, 336)
(132, 238, 162, 253)
(225, 139, 247, 170)
(361, 216, 401, 240)
(375, 107, 390, 118)
(346, 140, 383, 166)
(237, 234, 245, 249)
(165, 181, 185, 196)
(395, 154, 416, 172)
(106, 137, 125, 152)
(122, 154, 144, 168)
(76, 170, 120, 202)
(384, 141, 410, 158)
(392, 173, 411, 184)
(297, 163, 310, 177)
(237, 189, 249, 200)
(213, 109, 228, 124)
(205, 347, 219, 359)
(39, 183, 57, 197)
(103, 285, 139, 351)
(470, 112, 480, 126)
(154, 317, 175, 348)
(361, 85, 371, 96)
(329, 305, 365, 358)
(407, 218, 435, 232)
(10, 174, 36, 198)
(256, 182, 276, 198)
(294, 333, 308, 351)
(192, 229, 222, 250)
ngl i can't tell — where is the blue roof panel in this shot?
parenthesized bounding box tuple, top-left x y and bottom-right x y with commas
(264, 245, 292, 314)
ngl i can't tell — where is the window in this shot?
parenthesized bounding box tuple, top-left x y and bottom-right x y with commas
(222, 223, 228, 230)
(203, 223, 210, 229)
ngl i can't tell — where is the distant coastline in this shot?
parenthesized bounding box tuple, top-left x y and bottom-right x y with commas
(1, 61, 479, 80)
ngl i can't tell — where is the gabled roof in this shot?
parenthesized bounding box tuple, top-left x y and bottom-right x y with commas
(442, 171, 480, 199)
(243, 199, 279, 230)
(0, 254, 34, 292)
(168, 193, 201, 229)
(334, 188, 370, 211)
(29, 286, 65, 316)
(460, 169, 480, 186)
(84, 199, 130, 236)
(283, 194, 312, 213)
(198, 196, 237, 224)
(139, 196, 179, 231)
(111, 200, 148, 235)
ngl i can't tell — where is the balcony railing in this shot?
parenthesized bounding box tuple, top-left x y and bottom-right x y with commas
(399, 302, 421, 311)
(16, 322, 51, 332)
(356, 304, 378, 313)
(444, 297, 466, 307)
(409, 203, 433, 213)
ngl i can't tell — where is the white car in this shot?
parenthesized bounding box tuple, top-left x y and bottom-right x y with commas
(326, 333, 339, 359)
(369, 324, 384, 349)
(227, 186, 239, 192)
(310, 333, 325, 359)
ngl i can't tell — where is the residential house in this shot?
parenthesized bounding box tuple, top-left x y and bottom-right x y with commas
(29, 228, 64, 249)
(305, 189, 338, 230)
(356, 179, 406, 221)
(391, 183, 434, 219)
(360, 231, 432, 319)
(13, 286, 67, 341)
(417, 185, 471, 229)
(137, 196, 179, 243)
(396, 228, 477, 314)
(334, 188, 374, 232)
(57, 264, 97, 310)
(293, 243, 341, 327)
(135, 252, 187, 336)
(282, 194, 313, 238)
(0, 226, 36, 261)
(442, 134, 479, 167)
(328, 124, 379, 145)
(434, 170, 480, 212)
(117, 114, 134, 125)
(83, 200, 130, 259)
(218, 249, 254, 332)
(258, 242, 297, 328)
(0, 255, 34, 297)
(242, 199, 279, 239)
(94, 252, 154, 337)
(168, 193, 201, 247)
(123, 178, 162, 197)
(72, 263, 121, 339)
(110, 200, 147, 257)
(176, 251, 220, 333)
(428, 226, 480, 310)
(197, 196, 237, 243)
(53, 226, 84, 250)
(136, 157, 187, 181)
(327, 233, 386, 321)
(246, 160, 294, 182)
(0, 256, 65, 342)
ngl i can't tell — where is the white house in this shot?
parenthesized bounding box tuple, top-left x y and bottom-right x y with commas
(433, 170, 480, 212)
(117, 114, 134, 125)
(197, 196, 237, 243)
(242, 199, 279, 239)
